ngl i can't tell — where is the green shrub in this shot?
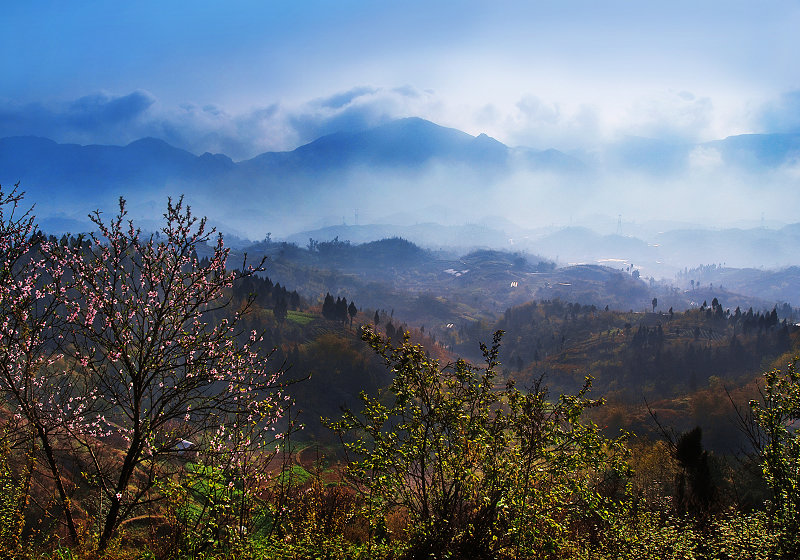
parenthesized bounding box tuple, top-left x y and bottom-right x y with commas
(0, 434, 24, 556)
(749, 358, 800, 558)
(331, 327, 630, 559)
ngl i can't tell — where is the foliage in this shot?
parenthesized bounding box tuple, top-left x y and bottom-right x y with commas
(709, 510, 780, 560)
(51, 198, 292, 551)
(162, 456, 265, 557)
(269, 466, 361, 556)
(4, 183, 800, 559)
(496, 299, 793, 405)
(0, 431, 25, 556)
(748, 357, 800, 558)
(331, 326, 630, 559)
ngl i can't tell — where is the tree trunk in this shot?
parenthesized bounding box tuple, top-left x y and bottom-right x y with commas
(35, 424, 79, 544)
(97, 436, 142, 551)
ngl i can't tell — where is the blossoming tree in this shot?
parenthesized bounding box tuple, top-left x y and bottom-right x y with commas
(0, 184, 83, 542)
(0, 189, 291, 551)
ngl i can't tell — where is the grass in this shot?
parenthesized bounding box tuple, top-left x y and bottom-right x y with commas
(287, 310, 316, 326)
(277, 464, 312, 486)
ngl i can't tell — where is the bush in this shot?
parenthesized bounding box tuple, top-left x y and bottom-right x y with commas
(0, 433, 24, 555)
(331, 327, 630, 559)
(748, 358, 800, 558)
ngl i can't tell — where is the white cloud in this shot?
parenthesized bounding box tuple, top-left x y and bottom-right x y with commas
(619, 90, 714, 142)
(688, 146, 723, 170)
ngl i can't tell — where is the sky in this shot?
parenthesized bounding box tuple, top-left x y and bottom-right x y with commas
(3, 0, 800, 160)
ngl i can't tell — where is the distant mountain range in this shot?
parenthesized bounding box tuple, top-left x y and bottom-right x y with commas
(3, 117, 800, 235)
(0, 118, 583, 224)
(287, 221, 800, 281)
(240, 117, 585, 173)
(2, 117, 800, 291)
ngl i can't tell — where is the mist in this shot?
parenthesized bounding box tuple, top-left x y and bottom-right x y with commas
(3, 116, 799, 283)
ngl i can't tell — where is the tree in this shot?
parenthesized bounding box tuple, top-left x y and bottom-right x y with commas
(652, 297, 658, 312)
(289, 290, 301, 310)
(322, 292, 335, 320)
(0, 184, 81, 543)
(274, 294, 288, 324)
(670, 427, 716, 516)
(51, 197, 291, 551)
(747, 358, 800, 557)
(332, 327, 629, 559)
(336, 296, 348, 324)
(348, 300, 358, 326)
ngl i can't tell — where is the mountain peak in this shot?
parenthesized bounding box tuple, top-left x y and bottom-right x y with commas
(126, 137, 175, 150)
(473, 132, 505, 146)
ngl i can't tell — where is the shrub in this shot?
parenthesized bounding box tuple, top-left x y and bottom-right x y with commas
(748, 358, 800, 558)
(331, 327, 630, 559)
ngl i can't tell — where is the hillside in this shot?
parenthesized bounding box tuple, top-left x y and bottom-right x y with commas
(4, 227, 799, 559)
(207, 238, 800, 454)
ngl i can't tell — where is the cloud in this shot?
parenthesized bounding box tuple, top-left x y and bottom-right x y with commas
(151, 85, 440, 158)
(0, 91, 280, 159)
(287, 85, 436, 144)
(141, 102, 283, 159)
(688, 146, 723, 170)
(2, 86, 790, 164)
(0, 90, 156, 143)
(288, 102, 388, 142)
(515, 96, 562, 127)
(0, 87, 442, 160)
(486, 95, 602, 151)
(755, 90, 800, 133)
(316, 86, 379, 110)
(66, 91, 156, 129)
(620, 90, 714, 142)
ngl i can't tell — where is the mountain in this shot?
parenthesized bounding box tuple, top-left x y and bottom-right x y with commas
(2, 119, 800, 245)
(706, 133, 800, 168)
(240, 118, 580, 172)
(0, 135, 231, 215)
(286, 222, 511, 250)
(0, 118, 585, 233)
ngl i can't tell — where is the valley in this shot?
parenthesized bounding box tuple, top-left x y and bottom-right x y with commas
(3, 120, 800, 559)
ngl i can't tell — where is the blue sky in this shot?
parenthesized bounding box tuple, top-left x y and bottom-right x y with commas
(3, 0, 800, 159)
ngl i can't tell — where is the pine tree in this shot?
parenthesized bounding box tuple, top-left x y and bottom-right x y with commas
(348, 300, 358, 326)
(322, 292, 335, 320)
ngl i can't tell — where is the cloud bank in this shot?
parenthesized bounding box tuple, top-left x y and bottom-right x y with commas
(0, 87, 441, 160)
(0, 91, 156, 145)
(1, 86, 800, 161)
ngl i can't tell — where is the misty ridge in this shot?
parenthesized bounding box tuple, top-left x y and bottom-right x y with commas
(1, 116, 800, 291)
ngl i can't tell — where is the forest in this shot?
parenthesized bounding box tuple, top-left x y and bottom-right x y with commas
(1, 183, 799, 559)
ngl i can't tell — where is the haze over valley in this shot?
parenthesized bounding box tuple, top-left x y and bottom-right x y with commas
(3, 116, 800, 300)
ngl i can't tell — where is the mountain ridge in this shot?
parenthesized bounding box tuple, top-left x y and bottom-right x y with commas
(2, 118, 800, 243)
(0, 118, 586, 232)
